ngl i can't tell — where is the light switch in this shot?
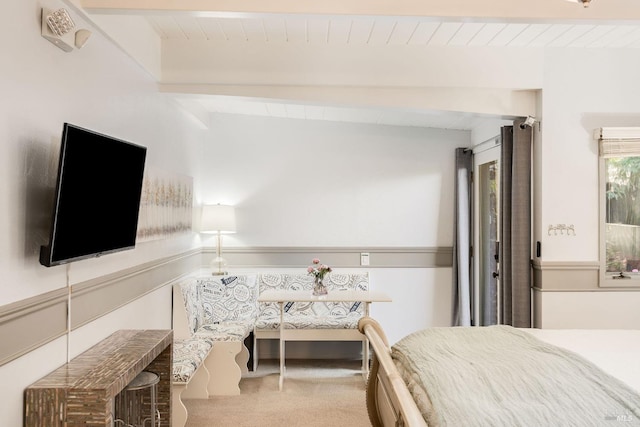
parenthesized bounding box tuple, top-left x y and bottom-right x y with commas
(360, 253, 370, 266)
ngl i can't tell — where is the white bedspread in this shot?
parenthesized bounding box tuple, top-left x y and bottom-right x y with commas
(523, 328, 640, 393)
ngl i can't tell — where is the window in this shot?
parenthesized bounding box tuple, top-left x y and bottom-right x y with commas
(599, 127, 640, 287)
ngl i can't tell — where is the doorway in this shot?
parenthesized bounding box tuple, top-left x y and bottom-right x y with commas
(473, 141, 500, 326)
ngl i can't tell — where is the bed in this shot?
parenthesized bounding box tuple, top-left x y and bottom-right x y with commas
(358, 316, 640, 427)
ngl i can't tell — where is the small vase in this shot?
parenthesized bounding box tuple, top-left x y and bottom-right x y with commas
(312, 277, 328, 296)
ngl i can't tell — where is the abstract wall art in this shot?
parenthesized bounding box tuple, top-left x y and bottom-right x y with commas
(136, 167, 193, 241)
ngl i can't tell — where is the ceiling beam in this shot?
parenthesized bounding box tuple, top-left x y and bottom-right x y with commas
(80, 0, 640, 21)
(159, 84, 537, 118)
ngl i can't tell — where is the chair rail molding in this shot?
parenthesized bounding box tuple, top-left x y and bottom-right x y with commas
(0, 245, 451, 367)
(532, 259, 640, 291)
(203, 246, 453, 269)
(0, 287, 68, 366)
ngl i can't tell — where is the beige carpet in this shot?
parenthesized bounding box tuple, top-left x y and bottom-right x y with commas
(184, 359, 370, 427)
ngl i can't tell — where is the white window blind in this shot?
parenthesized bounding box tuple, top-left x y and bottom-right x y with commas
(597, 127, 640, 158)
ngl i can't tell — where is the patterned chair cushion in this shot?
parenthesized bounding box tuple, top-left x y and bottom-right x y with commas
(178, 279, 204, 335)
(257, 273, 369, 320)
(194, 321, 254, 343)
(172, 339, 213, 383)
(197, 275, 259, 324)
(255, 312, 363, 330)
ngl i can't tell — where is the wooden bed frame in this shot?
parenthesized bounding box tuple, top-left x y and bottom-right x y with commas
(358, 316, 640, 427)
(358, 316, 427, 427)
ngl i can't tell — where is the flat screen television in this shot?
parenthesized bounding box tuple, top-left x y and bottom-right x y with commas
(40, 123, 147, 267)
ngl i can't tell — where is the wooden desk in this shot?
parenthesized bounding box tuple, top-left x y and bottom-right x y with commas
(258, 290, 391, 390)
(24, 329, 172, 427)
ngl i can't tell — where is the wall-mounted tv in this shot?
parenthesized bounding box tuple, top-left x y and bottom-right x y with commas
(40, 123, 147, 267)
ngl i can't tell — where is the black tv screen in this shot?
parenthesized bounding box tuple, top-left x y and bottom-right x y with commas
(40, 123, 147, 267)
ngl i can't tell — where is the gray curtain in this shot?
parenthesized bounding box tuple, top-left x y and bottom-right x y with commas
(499, 123, 532, 327)
(452, 148, 473, 326)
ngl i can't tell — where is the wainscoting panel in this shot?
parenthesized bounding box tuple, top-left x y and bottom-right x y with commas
(0, 288, 68, 366)
(532, 260, 600, 291)
(534, 288, 640, 329)
(533, 260, 640, 328)
(1, 246, 449, 367)
(70, 249, 202, 330)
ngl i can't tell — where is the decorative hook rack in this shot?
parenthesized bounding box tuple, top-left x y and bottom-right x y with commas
(548, 224, 576, 236)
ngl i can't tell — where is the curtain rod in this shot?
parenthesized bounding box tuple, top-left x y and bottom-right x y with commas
(471, 134, 501, 154)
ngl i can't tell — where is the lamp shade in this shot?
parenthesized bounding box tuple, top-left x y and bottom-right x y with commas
(201, 204, 236, 234)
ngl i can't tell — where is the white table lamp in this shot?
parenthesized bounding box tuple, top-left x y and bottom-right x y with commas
(201, 204, 236, 275)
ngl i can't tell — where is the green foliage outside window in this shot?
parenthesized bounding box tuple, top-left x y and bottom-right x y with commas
(605, 157, 640, 273)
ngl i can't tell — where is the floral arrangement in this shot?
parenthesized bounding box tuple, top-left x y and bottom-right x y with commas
(307, 258, 332, 282)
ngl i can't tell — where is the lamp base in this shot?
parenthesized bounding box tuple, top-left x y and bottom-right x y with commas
(212, 271, 228, 276)
(211, 255, 228, 276)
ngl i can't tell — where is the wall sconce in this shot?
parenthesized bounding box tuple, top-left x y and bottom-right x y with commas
(41, 8, 92, 52)
(201, 204, 237, 276)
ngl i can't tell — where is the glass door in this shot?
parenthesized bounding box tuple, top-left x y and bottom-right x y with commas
(473, 142, 500, 326)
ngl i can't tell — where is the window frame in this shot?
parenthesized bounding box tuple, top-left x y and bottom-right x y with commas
(598, 127, 640, 288)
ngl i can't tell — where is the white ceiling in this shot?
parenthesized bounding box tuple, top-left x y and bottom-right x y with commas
(146, 15, 640, 48)
(78, 0, 640, 130)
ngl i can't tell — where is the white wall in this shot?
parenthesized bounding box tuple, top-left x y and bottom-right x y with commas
(538, 48, 640, 262)
(0, 0, 203, 425)
(197, 115, 467, 352)
(199, 114, 470, 248)
(0, 0, 203, 307)
(534, 48, 640, 328)
(370, 267, 453, 345)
